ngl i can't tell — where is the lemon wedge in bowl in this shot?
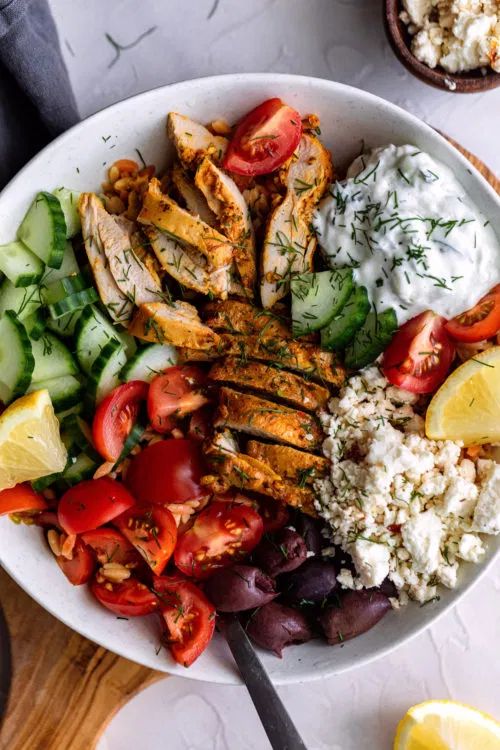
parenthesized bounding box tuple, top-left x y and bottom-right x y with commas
(394, 699, 500, 750)
(0, 389, 67, 491)
(426, 346, 500, 445)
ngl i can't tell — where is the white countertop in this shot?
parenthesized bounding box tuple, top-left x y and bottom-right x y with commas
(48, 1, 500, 747)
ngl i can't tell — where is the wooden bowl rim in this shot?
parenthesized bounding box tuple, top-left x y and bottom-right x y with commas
(384, 0, 500, 93)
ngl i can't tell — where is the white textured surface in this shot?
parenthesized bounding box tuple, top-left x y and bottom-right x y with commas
(45, 1, 500, 748)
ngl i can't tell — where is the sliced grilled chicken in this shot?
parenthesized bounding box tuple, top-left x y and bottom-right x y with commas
(246, 442, 329, 485)
(195, 157, 256, 295)
(202, 299, 293, 340)
(79, 193, 133, 324)
(260, 133, 333, 308)
(209, 357, 330, 412)
(167, 113, 228, 169)
(214, 387, 322, 450)
(171, 163, 216, 226)
(128, 301, 220, 350)
(177, 348, 217, 363)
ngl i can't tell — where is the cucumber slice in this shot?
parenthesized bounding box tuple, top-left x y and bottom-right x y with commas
(27, 374, 82, 411)
(0, 278, 44, 320)
(59, 452, 98, 487)
(23, 309, 47, 341)
(56, 402, 83, 422)
(75, 305, 122, 374)
(121, 343, 178, 382)
(0, 310, 35, 403)
(32, 470, 67, 492)
(113, 422, 146, 469)
(61, 413, 94, 453)
(291, 268, 354, 336)
(41, 241, 80, 285)
(321, 286, 371, 351)
(345, 308, 398, 370)
(46, 310, 81, 338)
(48, 287, 99, 319)
(116, 330, 137, 359)
(88, 339, 127, 405)
(0, 240, 45, 287)
(42, 273, 88, 305)
(30, 332, 79, 382)
(18, 192, 67, 269)
(52, 187, 81, 238)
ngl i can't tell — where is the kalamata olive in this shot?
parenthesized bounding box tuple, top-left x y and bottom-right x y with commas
(254, 529, 307, 576)
(284, 558, 337, 603)
(246, 601, 313, 656)
(294, 514, 323, 555)
(319, 590, 391, 644)
(378, 578, 397, 598)
(204, 565, 277, 612)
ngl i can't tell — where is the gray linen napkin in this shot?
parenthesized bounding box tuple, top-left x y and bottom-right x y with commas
(0, 0, 79, 188)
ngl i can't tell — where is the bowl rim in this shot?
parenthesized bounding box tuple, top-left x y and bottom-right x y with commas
(0, 72, 499, 684)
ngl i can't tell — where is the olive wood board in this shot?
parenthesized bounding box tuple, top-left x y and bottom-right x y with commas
(0, 138, 498, 750)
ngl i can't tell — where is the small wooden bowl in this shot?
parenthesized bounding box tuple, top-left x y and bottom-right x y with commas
(384, 0, 500, 93)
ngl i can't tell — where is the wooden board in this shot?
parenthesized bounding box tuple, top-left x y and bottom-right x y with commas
(0, 139, 498, 750)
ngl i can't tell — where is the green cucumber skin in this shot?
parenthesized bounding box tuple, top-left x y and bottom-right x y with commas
(48, 287, 99, 319)
(2, 310, 35, 402)
(23, 310, 47, 341)
(291, 268, 353, 337)
(86, 338, 125, 408)
(42, 273, 88, 306)
(0, 241, 45, 288)
(321, 286, 371, 351)
(28, 374, 83, 412)
(52, 187, 81, 238)
(345, 309, 398, 370)
(18, 192, 67, 269)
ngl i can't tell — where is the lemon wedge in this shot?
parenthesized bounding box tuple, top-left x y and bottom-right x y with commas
(0, 389, 67, 491)
(394, 700, 500, 750)
(426, 346, 500, 445)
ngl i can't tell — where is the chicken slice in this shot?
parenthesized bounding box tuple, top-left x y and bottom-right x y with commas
(260, 133, 333, 308)
(128, 301, 220, 350)
(202, 299, 293, 339)
(209, 357, 330, 412)
(171, 163, 216, 226)
(195, 157, 256, 296)
(167, 113, 228, 169)
(79, 194, 133, 324)
(214, 387, 322, 450)
(246, 442, 330, 485)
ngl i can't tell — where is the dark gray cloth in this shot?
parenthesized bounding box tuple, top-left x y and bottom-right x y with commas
(0, 0, 79, 188)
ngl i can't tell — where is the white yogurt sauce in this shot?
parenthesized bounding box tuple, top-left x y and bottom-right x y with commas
(313, 144, 500, 324)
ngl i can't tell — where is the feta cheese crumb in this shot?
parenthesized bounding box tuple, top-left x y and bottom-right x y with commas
(350, 539, 391, 587)
(458, 533, 485, 562)
(473, 461, 500, 533)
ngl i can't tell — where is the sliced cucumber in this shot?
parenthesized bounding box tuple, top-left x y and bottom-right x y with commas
(42, 273, 87, 306)
(18, 192, 67, 269)
(88, 338, 127, 405)
(116, 330, 137, 359)
(61, 413, 95, 453)
(0, 278, 44, 320)
(46, 310, 81, 338)
(56, 402, 83, 422)
(30, 332, 79, 382)
(41, 241, 80, 285)
(345, 308, 398, 370)
(75, 305, 122, 374)
(48, 287, 99, 319)
(321, 286, 371, 351)
(28, 374, 82, 411)
(0, 310, 35, 403)
(291, 268, 354, 336)
(0, 240, 45, 287)
(23, 309, 46, 341)
(32, 470, 67, 492)
(121, 343, 178, 382)
(113, 422, 146, 469)
(52, 187, 81, 238)
(59, 452, 98, 487)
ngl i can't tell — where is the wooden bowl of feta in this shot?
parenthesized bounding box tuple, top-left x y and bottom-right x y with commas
(384, 0, 500, 93)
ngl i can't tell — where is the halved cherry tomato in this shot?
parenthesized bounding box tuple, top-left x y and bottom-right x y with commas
(257, 497, 290, 533)
(125, 439, 205, 505)
(153, 575, 215, 667)
(147, 366, 208, 434)
(58, 477, 136, 535)
(0, 483, 47, 516)
(382, 311, 455, 394)
(174, 501, 264, 579)
(92, 381, 148, 462)
(90, 576, 158, 617)
(223, 98, 302, 176)
(81, 527, 143, 569)
(188, 407, 212, 442)
(56, 537, 95, 586)
(445, 286, 500, 343)
(114, 503, 177, 575)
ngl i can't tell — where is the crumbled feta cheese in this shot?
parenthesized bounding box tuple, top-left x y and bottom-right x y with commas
(402, 509, 443, 575)
(473, 461, 500, 533)
(349, 539, 390, 587)
(458, 533, 485, 562)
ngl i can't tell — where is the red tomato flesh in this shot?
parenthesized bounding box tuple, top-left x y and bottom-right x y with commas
(92, 381, 148, 462)
(81, 527, 143, 569)
(125, 439, 205, 506)
(58, 477, 136, 535)
(147, 366, 208, 434)
(91, 576, 158, 617)
(0, 483, 47, 516)
(188, 407, 212, 442)
(445, 286, 500, 343)
(382, 311, 455, 394)
(153, 576, 215, 667)
(223, 98, 302, 176)
(56, 537, 95, 586)
(114, 502, 177, 575)
(174, 501, 264, 579)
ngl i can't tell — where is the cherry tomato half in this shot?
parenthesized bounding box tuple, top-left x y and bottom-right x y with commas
(147, 366, 209, 434)
(125, 439, 205, 505)
(223, 98, 302, 176)
(81, 527, 143, 569)
(382, 311, 455, 394)
(114, 502, 177, 575)
(153, 575, 215, 667)
(174, 501, 264, 579)
(56, 537, 95, 586)
(0, 483, 47, 516)
(91, 576, 158, 617)
(58, 477, 136, 535)
(188, 407, 213, 443)
(92, 380, 148, 462)
(445, 286, 500, 343)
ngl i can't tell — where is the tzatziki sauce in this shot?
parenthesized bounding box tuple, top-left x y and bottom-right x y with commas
(313, 144, 500, 323)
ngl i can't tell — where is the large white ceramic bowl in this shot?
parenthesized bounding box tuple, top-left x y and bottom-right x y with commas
(1, 74, 499, 685)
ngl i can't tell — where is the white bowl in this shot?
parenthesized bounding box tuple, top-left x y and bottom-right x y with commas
(1, 74, 499, 685)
